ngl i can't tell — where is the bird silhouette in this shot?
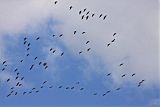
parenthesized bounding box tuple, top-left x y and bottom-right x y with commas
(7, 78, 10, 82)
(83, 8, 87, 12)
(107, 43, 111, 47)
(87, 48, 91, 52)
(116, 88, 121, 91)
(103, 15, 107, 20)
(92, 14, 95, 17)
(74, 31, 77, 35)
(86, 41, 90, 44)
(2, 61, 6, 65)
(45, 66, 48, 69)
(54, 1, 58, 4)
(82, 32, 86, 34)
(21, 77, 24, 80)
(132, 73, 136, 76)
(86, 11, 90, 15)
(58, 86, 63, 88)
(80, 88, 84, 90)
(79, 51, 83, 54)
(119, 63, 124, 66)
(50, 48, 53, 51)
(122, 74, 126, 77)
(111, 39, 115, 43)
(86, 16, 89, 20)
(23, 92, 27, 95)
(43, 81, 47, 84)
(93, 93, 98, 95)
(59, 34, 63, 37)
(39, 62, 42, 65)
(52, 35, 56, 37)
(79, 11, 82, 15)
(53, 50, 56, 53)
(99, 14, 102, 18)
(71, 87, 74, 90)
(30, 64, 34, 70)
(113, 33, 117, 36)
(34, 57, 38, 60)
(107, 73, 111, 76)
(36, 37, 40, 40)
(69, 6, 73, 10)
(61, 52, 64, 56)
(81, 15, 85, 20)
(26, 53, 30, 56)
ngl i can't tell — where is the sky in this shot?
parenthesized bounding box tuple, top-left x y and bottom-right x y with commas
(0, 0, 159, 107)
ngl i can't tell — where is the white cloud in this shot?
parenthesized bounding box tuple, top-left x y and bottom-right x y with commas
(0, 0, 159, 87)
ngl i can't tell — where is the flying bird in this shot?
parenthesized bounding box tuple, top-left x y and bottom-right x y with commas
(69, 6, 73, 10)
(30, 64, 34, 70)
(81, 15, 84, 20)
(86, 16, 89, 20)
(59, 34, 63, 37)
(86, 11, 90, 15)
(15, 76, 19, 80)
(66, 87, 70, 90)
(119, 63, 124, 66)
(83, 8, 87, 12)
(111, 39, 115, 43)
(82, 32, 86, 34)
(71, 87, 74, 90)
(79, 11, 82, 15)
(36, 37, 40, 40)
(43, 63, 47, 66)
(80, 88, 84, 90)
(21, 77, 24, 80)
(113, 33, 116, 36)
(24, 41, 27, 45)
(22, 92, 26, 95)
(74, 31, 77, 35)
(54, 1, 58, 4)
(79, 51, 83, 54)
(92, 14, 95, 17)
(87, 48, 91, 52)
(34, 57, 38, 60)
(116, 88, 121, 91)
(61, 52, 64, 56)
(103, 15, 107, 20)
(107, 73, 111, 76)
(50, 48, 53, 51)
(43, 81, 47, 84)
(93, 93, 98, 95)
(53, 50, 56, 53)
(99, 14, 102, 18)
(39, 62, 42, 65)
(2, 61, 6, 65)
(107, 43, 111, 47)
(122, 74, 126, 77)
(45, 66, 48, 69)
(24, 37, 27, 41)
(7, 78, 10, 82)
(86, 41, 90, 44)
(28, 43, 31, 47)
(132, 73, 136, 76)
(58, 86, 63, 88)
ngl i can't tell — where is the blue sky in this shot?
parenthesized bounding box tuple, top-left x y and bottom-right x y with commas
(0, 0, 159, 107)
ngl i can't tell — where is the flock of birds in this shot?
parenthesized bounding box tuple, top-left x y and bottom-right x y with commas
(0, 0, 146, 100)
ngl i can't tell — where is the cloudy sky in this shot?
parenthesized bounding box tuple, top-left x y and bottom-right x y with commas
(0, 0, 159, 107)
